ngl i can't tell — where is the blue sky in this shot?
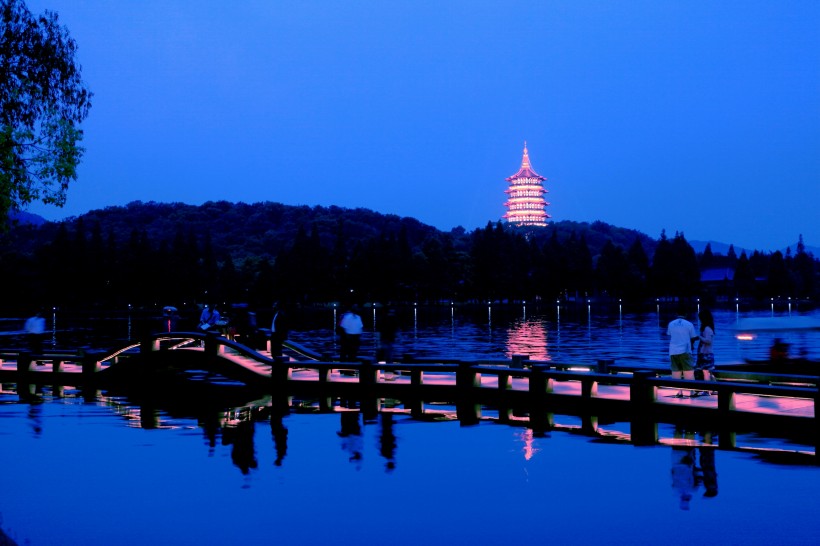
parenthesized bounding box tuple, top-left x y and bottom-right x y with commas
(24, 0, 820, 252)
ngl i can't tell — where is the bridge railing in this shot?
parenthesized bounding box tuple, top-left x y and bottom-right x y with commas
(268, 358, 819, 410)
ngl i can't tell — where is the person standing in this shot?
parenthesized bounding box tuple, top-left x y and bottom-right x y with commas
(695, 308, 717, 396)
(376, 308, 399, 363)
(338, 305, 364, 362)
(270, 302, 289, 357)
(667, 307, 698, 398)
(24, 309, 46, 354)
(199, 304, 220, 331)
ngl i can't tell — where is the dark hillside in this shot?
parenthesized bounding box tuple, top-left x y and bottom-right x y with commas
(30, 200, 449, 263)
(522, 220, 658, 259)
(1, 200, 815, 309)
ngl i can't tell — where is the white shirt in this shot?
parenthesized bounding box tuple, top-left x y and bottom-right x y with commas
(667, 317, 697, 356)
(25, 316, 45, 335)
(340, 312, 363, 335)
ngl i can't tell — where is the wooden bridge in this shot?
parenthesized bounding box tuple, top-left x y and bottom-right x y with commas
(1, 331, 819, 458)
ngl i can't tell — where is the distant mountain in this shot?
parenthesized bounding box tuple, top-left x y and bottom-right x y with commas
(8, 210, 46, 226)
(689, 240, 747, 255)
(690, 240, 820, 257)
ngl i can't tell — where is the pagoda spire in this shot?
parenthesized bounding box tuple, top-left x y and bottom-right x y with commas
(521, 141, 531, 169)
(503, 142, 550, 227)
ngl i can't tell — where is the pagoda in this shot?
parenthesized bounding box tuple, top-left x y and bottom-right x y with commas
(503, 142, 550, 227)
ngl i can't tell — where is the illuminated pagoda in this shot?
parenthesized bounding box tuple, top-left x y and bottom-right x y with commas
(503, 142, 550, 227)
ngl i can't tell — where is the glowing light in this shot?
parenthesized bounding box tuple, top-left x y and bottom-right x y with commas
(516, 428, 540, 461)
(736, 333, 757, 341)
(503, 142, 550, 227)
(506, 319, 550, 361)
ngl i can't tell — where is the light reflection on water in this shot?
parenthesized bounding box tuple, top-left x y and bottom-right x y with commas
(1, 397, 820, 546)
(287, 307, 820, 369)
(13, 305, 819, 369)
(3, 306, 820, 544)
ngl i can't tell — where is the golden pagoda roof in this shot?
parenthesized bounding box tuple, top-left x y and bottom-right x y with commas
(506, 142, 546, 182)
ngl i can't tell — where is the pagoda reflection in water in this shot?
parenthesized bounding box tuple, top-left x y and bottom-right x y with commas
(505, 318, 551, 361)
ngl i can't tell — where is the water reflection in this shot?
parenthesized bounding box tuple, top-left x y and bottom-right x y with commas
(338, 411, 363, 468)
(516, 428, 541, 461)
(671, 428, 719, 510)
(379, 412, 397, 471)
(271, 413, 289, 466)
(223, 419, 258, 476)
(506, 319, 551, 360)
(16, 306, 820, 370)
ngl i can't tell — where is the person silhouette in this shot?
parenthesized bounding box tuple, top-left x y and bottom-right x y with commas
(24, 309, 46, 353)
(338, 305, 364, 362)
(698, 446, 719, 498)
(271, 413, 289, 467)
(671, 430, 696, 510)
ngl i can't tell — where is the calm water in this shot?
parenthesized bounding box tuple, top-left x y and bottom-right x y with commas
(2, 305, 820, 545)
(286, 304, 820, 368)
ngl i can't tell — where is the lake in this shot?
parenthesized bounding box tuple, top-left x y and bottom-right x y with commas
(1, 303, 820, 545)
(282, 302, 820, 368)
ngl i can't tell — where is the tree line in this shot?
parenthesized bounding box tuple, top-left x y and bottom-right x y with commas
(0, 201, 817, 312)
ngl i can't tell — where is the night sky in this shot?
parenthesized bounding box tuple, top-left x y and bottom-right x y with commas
(23, 0, 820, 252)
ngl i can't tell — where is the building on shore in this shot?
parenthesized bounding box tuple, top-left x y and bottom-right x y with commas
(503, 142, 550, 227)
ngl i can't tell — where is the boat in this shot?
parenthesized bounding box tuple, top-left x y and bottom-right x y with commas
(722, 316, 820, 376)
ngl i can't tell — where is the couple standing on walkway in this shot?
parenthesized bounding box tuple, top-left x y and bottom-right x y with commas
(668, 306, 716, 398)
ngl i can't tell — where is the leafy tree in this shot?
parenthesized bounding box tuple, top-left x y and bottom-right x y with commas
(767, 250, 790, 297)
(650, 230, 674, 297)
(727, 244, 737, 265)
(596, 240, 629, 298)
(671, 232, 700, 297)
(625, 238, 650, 301)
(792, 235, 816, 298)
(699, 242, 714, 269)
(733, 251, 755, 297)
(1, 0, 92, 222)
(564, 232, 593, 296)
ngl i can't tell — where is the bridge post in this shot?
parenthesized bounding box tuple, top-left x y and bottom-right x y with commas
(580, 377, 599, 434)
(597, 359, 614, 374)
(16, 352, 33, 380)
(814, 383, 820, 459)
(140, 337, 160, 353)
(359, 358, 381, 421)
(204, 334, 219, 359)
(81, 350, 102, 378)
(456, 361, 480, 424)
(496, 369, 513, 422)
(359, 358, 377, 389)
(404, 367, 424, 418)
(456, 361, 478, 390)
(581, 377, 598, 398)
(630, 370, 658, 446)
(529, 364, 553, 433)
(270, 356, 292, 388)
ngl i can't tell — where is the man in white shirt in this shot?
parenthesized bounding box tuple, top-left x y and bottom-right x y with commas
(24, 310, 46, 353)
(339, 305, 364, 362)
(667, 309, 698, 398)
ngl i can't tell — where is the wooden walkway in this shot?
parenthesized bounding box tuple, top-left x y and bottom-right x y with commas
(1, 331, 818, 456)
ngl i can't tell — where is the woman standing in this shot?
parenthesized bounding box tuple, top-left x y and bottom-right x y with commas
(695, 309, 717, 396)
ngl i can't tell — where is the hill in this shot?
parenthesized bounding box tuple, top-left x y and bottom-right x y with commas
(13, 200, 658, 265)
(25, 200, 447, 263)
(3, 200, 816, 309)
(690, 240, 820, 257)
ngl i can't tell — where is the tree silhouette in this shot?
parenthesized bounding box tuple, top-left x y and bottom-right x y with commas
(1, 0, 92, 223)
